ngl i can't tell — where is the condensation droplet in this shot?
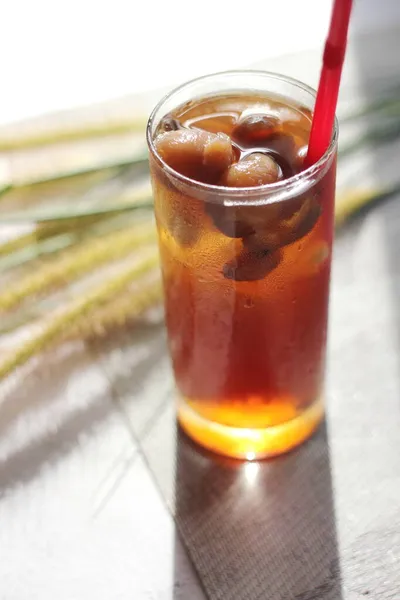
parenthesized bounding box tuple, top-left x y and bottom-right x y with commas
(244, 297, 255, 308)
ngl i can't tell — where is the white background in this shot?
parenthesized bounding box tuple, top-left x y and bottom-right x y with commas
(1, 0, 400, 124)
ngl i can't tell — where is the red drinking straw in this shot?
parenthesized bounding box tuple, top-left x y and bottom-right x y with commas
(305, 0, 353, 167)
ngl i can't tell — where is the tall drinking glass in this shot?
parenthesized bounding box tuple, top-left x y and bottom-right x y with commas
(147, 71, 337, 459)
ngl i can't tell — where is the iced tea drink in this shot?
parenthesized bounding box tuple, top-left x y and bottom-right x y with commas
(147, 72, 337, 459)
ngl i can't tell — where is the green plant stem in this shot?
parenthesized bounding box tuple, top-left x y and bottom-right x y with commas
(0, 197, 153, 224)
(0, 233, 78, 272)
(342, 95, 400, 122)
(0, 153, 148, 200)
(339, 120, 400, 159)
(334, 183, 400, 227)
(0, 210, 151, 272)
(0, 117, 147, 152)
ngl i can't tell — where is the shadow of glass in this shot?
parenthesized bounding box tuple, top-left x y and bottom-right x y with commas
(173, 423, 342, 600)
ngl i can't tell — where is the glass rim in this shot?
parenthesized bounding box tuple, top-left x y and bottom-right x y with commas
(146, 69, 338, 202)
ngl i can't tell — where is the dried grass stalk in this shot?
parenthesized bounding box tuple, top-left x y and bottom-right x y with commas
(0, 222, 157, 312)
(0, 253, 159, 379)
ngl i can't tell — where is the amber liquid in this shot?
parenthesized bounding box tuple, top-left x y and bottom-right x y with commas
(150, 93, 336, 459)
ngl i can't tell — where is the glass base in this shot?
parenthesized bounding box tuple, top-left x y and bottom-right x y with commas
(177, 396, 324, 460)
